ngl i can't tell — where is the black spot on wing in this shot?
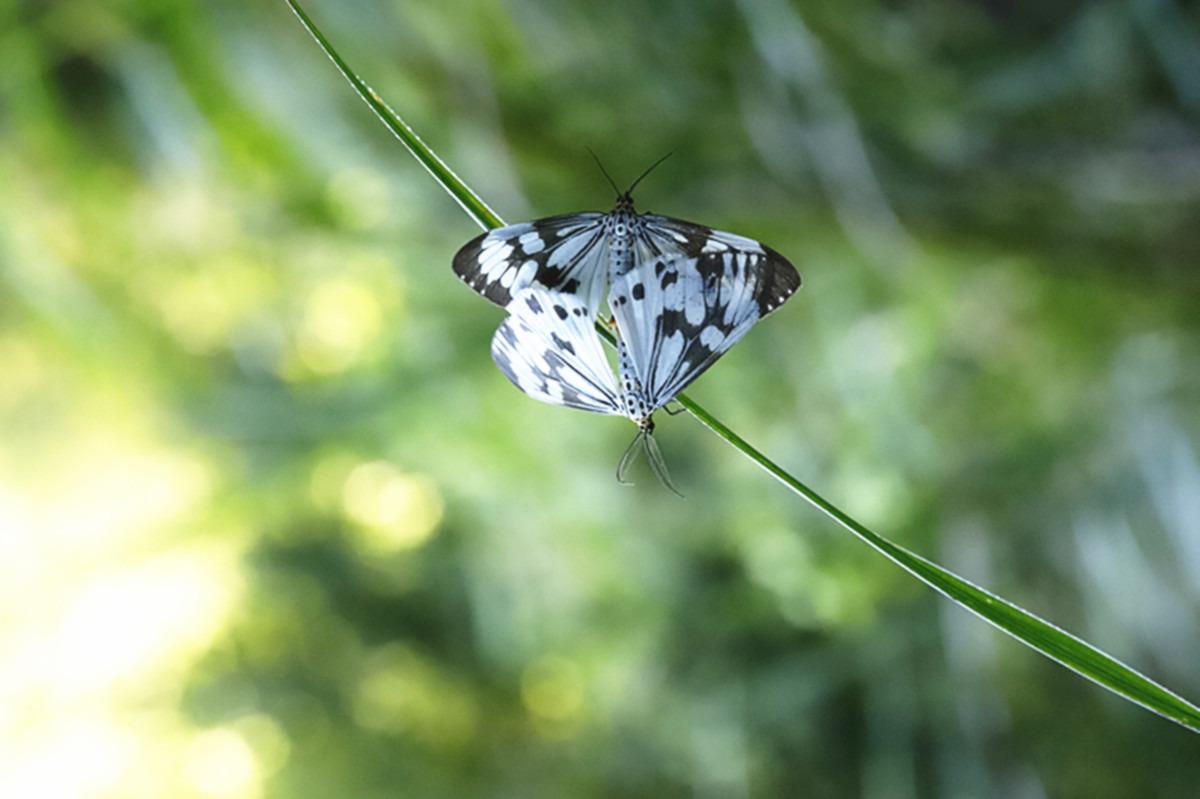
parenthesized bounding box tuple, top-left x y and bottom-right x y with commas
(550, 332, 576, 356)
(693, 254, 725, 285)
(492, 348, 513, 376)
(554, 304, 569, 320)
(540, 265, 563, 286)
(631, 282, 645, 300)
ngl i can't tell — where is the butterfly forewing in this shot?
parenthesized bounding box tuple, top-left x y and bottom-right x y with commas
(491, 287, 624, 416)
(637, 215, 800, 317)
(610, 252, 773, 410)
(453, 213, 608, 310)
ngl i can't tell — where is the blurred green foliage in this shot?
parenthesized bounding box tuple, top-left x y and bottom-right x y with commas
(1, 0, 1199, 796)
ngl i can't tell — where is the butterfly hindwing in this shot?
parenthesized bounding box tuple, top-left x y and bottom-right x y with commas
(610, 252, 769, 410)
(491, 287, 624, 416)
(453, 213, 608, 310)
(636, 215, 800, 317)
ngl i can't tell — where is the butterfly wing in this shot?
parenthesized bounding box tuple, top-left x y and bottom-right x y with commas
(610, 251, 781, 410)
(453, 213, 608, 311)
(635, 215, 800, 317)
(491, 287, 624, 416)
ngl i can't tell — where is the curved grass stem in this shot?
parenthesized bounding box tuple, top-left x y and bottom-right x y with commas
(284, 0, 1200, 734)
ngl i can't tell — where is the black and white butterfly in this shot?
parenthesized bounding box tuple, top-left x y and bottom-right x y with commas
(492, 241, 793, 490)
(468, 157, 801, 489)
(452, 155, 801, 318)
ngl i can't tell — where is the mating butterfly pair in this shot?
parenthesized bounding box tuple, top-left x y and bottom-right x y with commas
(452, 159, 801, 490)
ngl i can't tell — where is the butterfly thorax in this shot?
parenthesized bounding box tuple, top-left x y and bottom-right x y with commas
(604, 194, 642, 283)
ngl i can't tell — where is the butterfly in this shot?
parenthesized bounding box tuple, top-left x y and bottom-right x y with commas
(467, 155, 802, 489)
(452, 153, 800, 319)
(492, 244, 795, 491)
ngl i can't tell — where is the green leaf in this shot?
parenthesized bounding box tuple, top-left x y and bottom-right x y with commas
(284, 0, 1200, 734)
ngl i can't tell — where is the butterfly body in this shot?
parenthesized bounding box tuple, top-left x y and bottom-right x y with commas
(603, 193, 638, 288)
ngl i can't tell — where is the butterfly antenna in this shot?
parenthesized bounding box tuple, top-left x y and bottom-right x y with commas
(642, 429, 683, 497)
(616, 429, 644, 485)
(625, 150, 674, 195)
(586, 147, 621, 199)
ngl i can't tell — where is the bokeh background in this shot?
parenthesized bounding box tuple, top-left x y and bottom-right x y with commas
(3, 0, 1200, 796)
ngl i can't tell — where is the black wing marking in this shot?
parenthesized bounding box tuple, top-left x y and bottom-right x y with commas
(491, 287, 624, 416)
(636, 215, 800, 317)
(610, 252, 777, 410)
(453, 213, 608, 311)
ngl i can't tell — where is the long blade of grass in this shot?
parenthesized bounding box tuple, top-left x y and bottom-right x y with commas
(679, 398, 1200, 733)
(283, 0, 501, 231)
(284, 0, 1200, 734)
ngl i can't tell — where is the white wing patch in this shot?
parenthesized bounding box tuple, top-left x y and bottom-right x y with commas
(491, 287, 624, 416)
(610, 253, 766, 410)
(518, 231, 546, 253)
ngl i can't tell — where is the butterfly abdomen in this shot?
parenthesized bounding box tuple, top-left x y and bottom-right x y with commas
(616, 331, 652, 428)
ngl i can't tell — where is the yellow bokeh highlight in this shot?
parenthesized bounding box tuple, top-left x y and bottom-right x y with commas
(352, 644, 477, 745)
(521, 656, 585, 726)
(341, 461, 443, 553)
(152, 255, 273, 354)
(139, 179, 239, 255)
(231, 714, 291, 777)
(295, 278, 383, 375)
(35, 435, 211, 552)
(51, 549, 239, 697)
(183, 728, 261, 799)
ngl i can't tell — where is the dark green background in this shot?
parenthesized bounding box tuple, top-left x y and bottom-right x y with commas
(2, 0, 1199, 796)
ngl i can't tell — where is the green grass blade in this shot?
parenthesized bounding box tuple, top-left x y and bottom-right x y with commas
(679, 397, 1200, 733)
(283, 0, 503, 231)
(284, 0, 1200, 734)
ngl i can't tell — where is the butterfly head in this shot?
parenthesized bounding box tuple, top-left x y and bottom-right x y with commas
(613, 192, 638, 215)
